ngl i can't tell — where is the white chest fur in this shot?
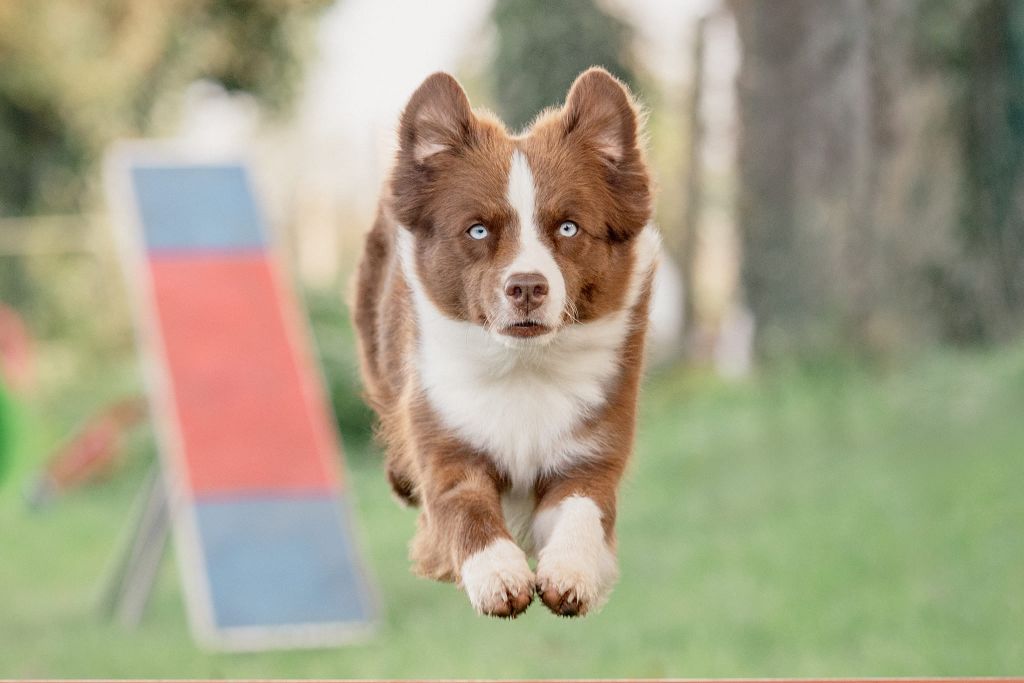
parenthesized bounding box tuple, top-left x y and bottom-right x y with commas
(396, 225, 660, 489)
(416, 309, 624, 488)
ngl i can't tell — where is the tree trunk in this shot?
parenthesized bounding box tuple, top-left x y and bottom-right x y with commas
(730, 0, 1024, 356)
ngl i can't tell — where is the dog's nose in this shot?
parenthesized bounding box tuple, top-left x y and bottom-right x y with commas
(504, 272, 548, 311)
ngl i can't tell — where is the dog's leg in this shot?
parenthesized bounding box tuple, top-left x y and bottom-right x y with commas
(415, 452, 534, 618)
(532, 463, 621, 617)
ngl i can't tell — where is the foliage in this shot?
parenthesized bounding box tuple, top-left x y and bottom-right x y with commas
(0, 220, 140, 407)
(2, 343, 1023, 676)
(0, 380, 9, 484)
(0, 0, 329, 217)
(488, 0, 639, 131)
(731, 0, 1024, 356)
(949, 0, 1024, 341)
(304, 290, 376, 452)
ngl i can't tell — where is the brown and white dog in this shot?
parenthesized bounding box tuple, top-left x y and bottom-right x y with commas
(352, 67, 659, 618)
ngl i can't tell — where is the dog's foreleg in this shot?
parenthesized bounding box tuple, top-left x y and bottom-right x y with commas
(532, 462, 621, 616)
(415, 451, 534, 618)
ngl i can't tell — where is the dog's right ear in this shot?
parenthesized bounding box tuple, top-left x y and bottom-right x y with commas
(398, 72, 475, 165)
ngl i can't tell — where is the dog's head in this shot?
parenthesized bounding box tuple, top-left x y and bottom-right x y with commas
(391, 68, 652, 346)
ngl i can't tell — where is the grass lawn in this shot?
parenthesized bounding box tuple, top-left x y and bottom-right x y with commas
(1, 343, 1022, 678)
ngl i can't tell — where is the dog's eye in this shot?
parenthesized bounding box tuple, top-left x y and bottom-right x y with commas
(467, 224, 489, 240)
(558, 220, 579, 238)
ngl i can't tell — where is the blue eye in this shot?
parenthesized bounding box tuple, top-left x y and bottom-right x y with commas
(558, 220, 579, 237)
(468, 224, 489, 240)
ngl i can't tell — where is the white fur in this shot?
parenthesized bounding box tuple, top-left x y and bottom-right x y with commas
(501, 488, 538, 552)
(533, 495, 619, 612)
(459, 538, 534, 615)
(412, 105, 456, 162)
(413, 140, 448, 163)
(502, 151, 566, 330)
(397, 224, 660, 491)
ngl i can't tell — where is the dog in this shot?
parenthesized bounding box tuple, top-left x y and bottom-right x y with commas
(352, 67, 659, 618)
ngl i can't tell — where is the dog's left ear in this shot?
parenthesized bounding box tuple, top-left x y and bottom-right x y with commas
(562, 67, 643, 166)
(562, 68, 651, 240)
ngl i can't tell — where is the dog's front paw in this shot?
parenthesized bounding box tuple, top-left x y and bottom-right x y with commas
(459, 538, 534, 618)
(535, 543, 618, 617)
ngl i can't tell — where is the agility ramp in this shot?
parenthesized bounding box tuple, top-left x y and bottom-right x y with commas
(105, 145, 376, 650)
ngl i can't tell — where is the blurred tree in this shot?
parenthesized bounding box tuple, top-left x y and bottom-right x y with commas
(0, 0, 329, 217)
(730, 0, 1024, 356)
(939, 0, 1024, 342)
(0, 0, 329, 393)
(488, 0, 639, 131)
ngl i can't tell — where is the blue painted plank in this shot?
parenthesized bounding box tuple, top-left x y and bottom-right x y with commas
(131, 165, 267, 252)
(194, 496, 373, 628)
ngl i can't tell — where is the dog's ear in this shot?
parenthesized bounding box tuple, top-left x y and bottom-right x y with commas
(392, 73, 477, 229)
(561, 68, 651, 241)
(398, 72, 475, 165)
(561, 67, 642, 167)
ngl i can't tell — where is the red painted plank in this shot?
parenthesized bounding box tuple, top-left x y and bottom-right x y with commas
(149, 253, 340, 495)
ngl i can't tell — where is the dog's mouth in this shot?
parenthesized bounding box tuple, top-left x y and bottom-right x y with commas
(499, 320, 552, 338)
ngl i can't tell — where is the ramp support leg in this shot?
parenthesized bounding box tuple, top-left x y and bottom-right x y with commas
(101, 465, 170, 627)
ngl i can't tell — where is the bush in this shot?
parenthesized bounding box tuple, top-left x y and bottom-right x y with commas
(303, 288, 377, 459)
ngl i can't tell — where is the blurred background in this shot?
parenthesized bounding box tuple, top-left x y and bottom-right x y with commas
(1, 0, 1022, 677)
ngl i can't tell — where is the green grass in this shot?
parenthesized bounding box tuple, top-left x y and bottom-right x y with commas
(1, 344, 1022, 677)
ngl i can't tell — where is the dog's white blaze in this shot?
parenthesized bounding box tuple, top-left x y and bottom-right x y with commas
(504, 150, 566, 328)
(459, 537, 534, 614)
(533, 495, 619, 611)
(397, 224, 660, 491)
